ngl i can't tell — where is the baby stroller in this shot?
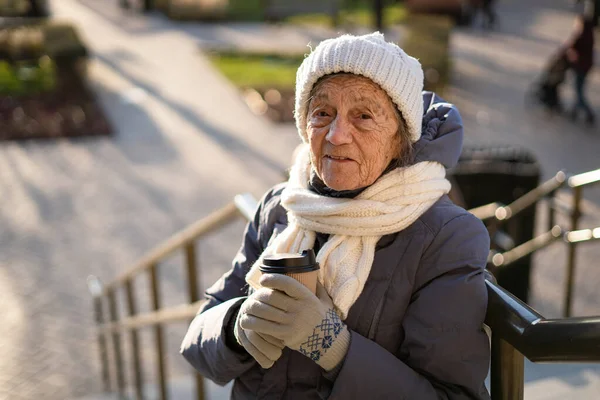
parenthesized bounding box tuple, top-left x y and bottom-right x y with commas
(527, 50, 570, 113)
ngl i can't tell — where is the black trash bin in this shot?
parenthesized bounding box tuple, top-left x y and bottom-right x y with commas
(448, 146, 541, 303)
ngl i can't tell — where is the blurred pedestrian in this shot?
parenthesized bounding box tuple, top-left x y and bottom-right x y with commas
(468, 0, 498, 29)
(481, 0, 498, 29)
(528, 49, 569, 113)
(565, 13, 596, 125)
(573, 0, 599, 27)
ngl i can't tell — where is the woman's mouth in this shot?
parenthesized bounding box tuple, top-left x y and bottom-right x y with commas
(325, 155, 353, 163)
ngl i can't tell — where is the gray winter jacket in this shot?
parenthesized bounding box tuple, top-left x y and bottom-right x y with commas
(181, 92, 491, 399)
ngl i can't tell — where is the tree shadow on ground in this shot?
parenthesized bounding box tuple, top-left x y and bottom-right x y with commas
(94, 51, 287, 175)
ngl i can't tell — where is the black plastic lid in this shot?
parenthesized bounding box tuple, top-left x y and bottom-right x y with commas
(260, 249, 320, 274)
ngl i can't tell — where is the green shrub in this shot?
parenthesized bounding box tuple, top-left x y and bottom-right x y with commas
(0, 60, 21, 92)
(0, 26, 44, 61)
(0, 0, 30, 16)
(0, 21, 85, 95)
(0, 55, 56, 95)
(41, 22, 88, 62)
(0, 22, 88, 63)
(227, 0, 264, 21)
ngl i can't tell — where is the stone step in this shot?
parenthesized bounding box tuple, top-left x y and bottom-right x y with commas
(524, 361, 600, 400)
(73, 376, 231, 400)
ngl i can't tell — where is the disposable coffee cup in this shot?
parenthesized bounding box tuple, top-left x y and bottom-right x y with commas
(260, 249, 320, 294)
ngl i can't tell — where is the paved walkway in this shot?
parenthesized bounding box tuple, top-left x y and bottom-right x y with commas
(0, 0, 599, 399)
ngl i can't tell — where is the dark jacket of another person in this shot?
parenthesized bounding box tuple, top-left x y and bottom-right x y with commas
(568, 17, 595, 74)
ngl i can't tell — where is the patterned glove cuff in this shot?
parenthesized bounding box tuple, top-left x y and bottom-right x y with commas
(298, 308, 351, 371)
(317, 325, 350, 371)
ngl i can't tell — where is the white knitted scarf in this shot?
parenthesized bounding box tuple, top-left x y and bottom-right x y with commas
(246, 145, 451, 319)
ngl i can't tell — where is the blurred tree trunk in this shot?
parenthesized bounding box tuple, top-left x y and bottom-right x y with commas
(374, 0, 384, 31)
(27, 0, 42, 16)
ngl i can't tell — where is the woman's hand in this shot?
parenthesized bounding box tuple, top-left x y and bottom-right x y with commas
(234, 296, 285, 369)
(239, 274, 351, 371)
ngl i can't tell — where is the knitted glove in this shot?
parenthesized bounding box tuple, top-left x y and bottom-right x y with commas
(234, 296, 285, 369)
(239, 274, 351, 371)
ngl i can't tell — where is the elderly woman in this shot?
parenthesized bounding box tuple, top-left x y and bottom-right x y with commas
(181, 32, 491, 399)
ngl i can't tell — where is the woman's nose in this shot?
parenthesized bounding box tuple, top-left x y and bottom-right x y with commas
(326, 116, 353, 145)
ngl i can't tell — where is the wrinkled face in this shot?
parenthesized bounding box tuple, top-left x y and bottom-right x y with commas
(306, 74, 401, 191)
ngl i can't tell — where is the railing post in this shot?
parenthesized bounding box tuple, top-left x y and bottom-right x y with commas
(564, 186, 583, 317)
(185, 242, 205, 400)
(487, 218, 500, 251)
(548, 193, 556, 232)
(150, 264, 168, 400)
(93, 296, 111, 392)
(107, 288, 126, 396)
(125, 280, 144, 400)
(490, 336, 524, 400)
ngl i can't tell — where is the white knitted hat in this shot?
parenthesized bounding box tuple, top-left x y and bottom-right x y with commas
(295, 32, 424, 144)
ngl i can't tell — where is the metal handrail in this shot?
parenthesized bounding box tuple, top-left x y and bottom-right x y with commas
(568, 168, 600, 188)
(490, 226, 563, 268)
(98, 300, 206, 334)
(494, 171, 566, 221)
(99, 201, 241, 296)
(485, 270, 600, 400)
(469, 202, 505, 222)
(485, 274, 600, 363)
(566, 227, 600, 243)
(469, 168, 600, 317)
(474, 168, 600, 225)
(489, 225, 600, 269)
(88, 193, 259, 400)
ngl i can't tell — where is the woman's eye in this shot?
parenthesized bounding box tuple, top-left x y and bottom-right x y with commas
(317, 111, 330, 117)
(359, 113, 372, 120)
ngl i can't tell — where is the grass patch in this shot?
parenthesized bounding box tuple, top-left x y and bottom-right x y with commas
(208, 52, 304, 89)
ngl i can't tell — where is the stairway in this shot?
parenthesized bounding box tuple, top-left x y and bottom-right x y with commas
(73, 376, 232, 400)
